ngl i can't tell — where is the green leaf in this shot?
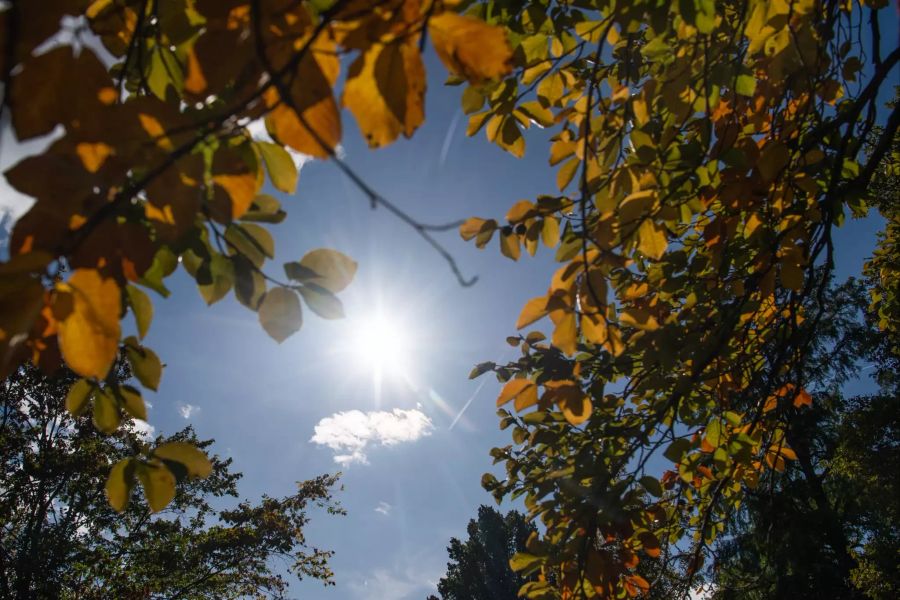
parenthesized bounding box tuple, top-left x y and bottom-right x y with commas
(126, 284, 153, 339)
(153, 442, 213, 478)
(93, 388, 121, 434)
(65, 378, 93, 416)
(242, 194, 287, 223)
(735, 74, 756, 96)
(461, 86, 484, 114)
(258, 287, 303, 342)
(663, 438, 690, 463)
(256, 141, 298, 193)
(138, 246, 177, 297)
(469, 361, 495, 379)
(233, 256, 266, 309)
(509, 552, 543, 573)
(298, 284, 345, 319)
(198, 254, 234, 305)
(225, 223, 274, 267)
(118, 384, 147, 421)
(137, 462, 176, 513)
(105, 458, 135, 513)
(639, 475, 664, 498)
(125, 338, 163, 391)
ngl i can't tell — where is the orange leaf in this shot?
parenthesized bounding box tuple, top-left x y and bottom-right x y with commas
(552, 311, 577, 356)
(793, 388, 812, 408)
(516, 296, 548, 329)
(428, 12, 513, 83)
(343, 38, 425, 148)
(637, 531, 660, 558)
(497, 378, 535, 407)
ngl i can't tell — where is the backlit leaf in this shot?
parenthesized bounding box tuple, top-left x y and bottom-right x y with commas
(429, 13, 513, 84)
(292, 249, 357, 293)
(92, 388, 120, 434)
(516, 296, 548, 329)
(105, 458, 134, 513)
(497, 379, 535, 407)
(125, 338, 163, 391)
(126, 284, 153, 340)
(154, 442, 213, 478)
(65, 379, 94, 416)
(343, 38, 425, 148)
(137, 462, 176, 513)
(258, 287, 303, 342)
(298, 284, 345, 319)
(256, 141, 298, 193)
(57, 269, 121, 380)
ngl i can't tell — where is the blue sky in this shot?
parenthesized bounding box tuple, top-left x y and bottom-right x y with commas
(1, 26, 896, 597)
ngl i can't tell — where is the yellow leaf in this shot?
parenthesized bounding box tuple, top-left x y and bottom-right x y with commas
(57, 269, 121, 380)
(490, 116, 525, 157)
(516, 296, 549, 329)
(619, 306, 660, 331)
(343, 38, 425, 148)
(154, 442, 213, 478)
(65, 379, 93, 416)
(544, 380, 591, 425)
(552, 311, 577, 355)
(137, 462, 176, 513)
(541, 217, 560, 247)
(582, 313, 608, 345)
(556, 156, 579, 191)
(636, 220, 668, 260)
(258, 287, 303, 343)
(497, 378, 535, 407)
(506, 200, 535, 224)
(514, 384, 539, 412)
(460, 217, 490, 240)
(105, 458, 134, 513)
(265, 88, 342, 160)
(500, 230, 521, 261)
(429, 12, 513, 83)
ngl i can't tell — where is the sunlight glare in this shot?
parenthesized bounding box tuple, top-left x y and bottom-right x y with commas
(350, 313, 413, 380)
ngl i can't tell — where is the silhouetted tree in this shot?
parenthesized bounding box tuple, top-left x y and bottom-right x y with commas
(0, 362, 344, 599)
(429, 506, 537, 600)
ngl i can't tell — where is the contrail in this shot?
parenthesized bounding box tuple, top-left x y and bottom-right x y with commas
(438, 110, 461, 168)
(449, 374, 490, 430)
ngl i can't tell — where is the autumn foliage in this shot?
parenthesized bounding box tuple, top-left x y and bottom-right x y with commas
(0, 0, 898, 598)
(0, 0, 512, 516)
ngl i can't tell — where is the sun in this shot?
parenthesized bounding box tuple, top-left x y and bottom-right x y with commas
(348, 312, 413, 381)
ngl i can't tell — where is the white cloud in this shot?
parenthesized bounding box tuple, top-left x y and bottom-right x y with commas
(310, 408, 434, 466)
(347, 567, 437, 600)
(374, 501, 392, 516)
(131, 419, 156, 441)
(178, 403, 199, 419)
